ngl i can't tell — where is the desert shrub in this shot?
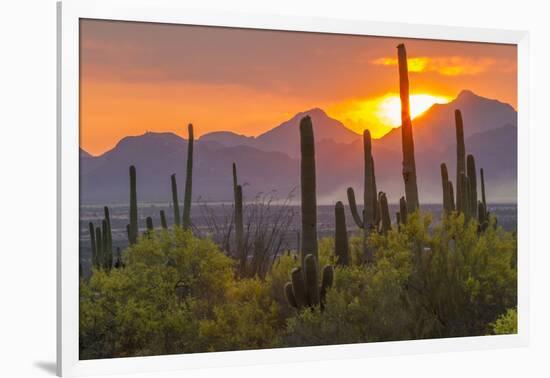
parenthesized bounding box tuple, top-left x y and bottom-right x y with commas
(491, 308, 517, 335)
(198, 278, 280, 351)
(281, 212, 517, 346)
(79, 228, 235, 358)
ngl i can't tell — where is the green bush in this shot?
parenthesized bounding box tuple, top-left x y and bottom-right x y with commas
(492, 308, 518, 335)
(80, 213, 517, 358)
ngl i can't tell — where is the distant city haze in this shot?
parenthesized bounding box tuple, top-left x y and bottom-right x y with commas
(80, 19, 517, 156)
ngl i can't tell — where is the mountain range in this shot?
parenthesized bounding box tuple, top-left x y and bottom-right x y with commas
(80, 90, 517, 205)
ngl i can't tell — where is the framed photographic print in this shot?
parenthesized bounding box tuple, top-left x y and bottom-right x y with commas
(57, 0, 529, 376)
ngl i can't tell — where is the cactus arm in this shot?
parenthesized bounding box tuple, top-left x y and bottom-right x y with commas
(290, 267, 308, 308)
(397, 43, 420, 213)
(449, 182, 456, 212)
(284, 282, 298, 308)
(299, 116, 318, 267)
(182, 124, 194, 229)
(346, 187, 364, 229)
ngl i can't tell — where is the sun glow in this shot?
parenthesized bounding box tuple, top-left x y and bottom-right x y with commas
(377, 94, 451, 127)
(327, 93, 452, 138)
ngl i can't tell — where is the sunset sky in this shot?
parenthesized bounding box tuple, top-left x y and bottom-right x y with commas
(80, 19, 517, 156)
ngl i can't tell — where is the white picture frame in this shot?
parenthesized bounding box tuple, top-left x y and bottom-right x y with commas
(57, 0, 530, 376)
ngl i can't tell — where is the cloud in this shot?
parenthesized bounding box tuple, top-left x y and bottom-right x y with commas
(371, 56, 513, 76)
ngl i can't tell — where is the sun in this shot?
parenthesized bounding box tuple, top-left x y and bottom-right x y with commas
(376, 93, 451, 127)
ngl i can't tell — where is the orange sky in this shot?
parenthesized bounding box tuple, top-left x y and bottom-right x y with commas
(80, 19, 517, 156)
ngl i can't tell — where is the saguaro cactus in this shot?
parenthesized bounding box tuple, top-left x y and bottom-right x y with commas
(89, 222, 97, 268)
(467, 154, 478, 218)
(299, 116, 318, 266)
(347, 129, 377, 263)
(397, 43, 420, 213)
(103, 206, 113, 269)
(160, 210, 168, 229)
(146, 216, 154, 232)
(171, 174, 181, 226)
(378, 192, 392, 235)
(440, 163, 453, 214)
(334, 201, 350, 266)
(95, 226, 103, 269)
(182, 123, 194, 229)
(129, 165, 138, 245)
(455, 110, 466, 213)
(233, 163, 245, 274)
(284, 254, 334, 310)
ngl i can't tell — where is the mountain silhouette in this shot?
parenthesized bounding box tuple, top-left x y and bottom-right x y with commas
(80, 90, 517, 204)
(199, 108, 360, 158)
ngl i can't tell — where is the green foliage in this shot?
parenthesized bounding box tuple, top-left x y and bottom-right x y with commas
(281, 212, 516, 346)
(80, 210, 516, 358)
(79, 228, 235, 358)
(491, 308, 517, 335)
(199, 279, 280, 351)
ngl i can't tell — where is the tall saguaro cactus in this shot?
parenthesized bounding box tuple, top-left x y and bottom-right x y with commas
(467, 154, 478, 218)
(347, 130, 377, 263)
(129, 165, 138, 245)
(89, 222, 97, 268)
(455, 110, 466, 213)
(171, 174, 181, 226)
(233, 162, 245, 274)
(284, 117, 334, 312)
(182, 124, 194, 229)
(299, 116, 318, 267)
(334, 201, 350, 266)
(397, 43, 420, 213)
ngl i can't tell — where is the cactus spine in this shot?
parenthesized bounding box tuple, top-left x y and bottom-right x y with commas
(182, 123, 194, 229)
(397, 43, 420, 213)
(233, 163, 245, 274)
(334, 201, 350, 266)
(129, 165, 138, 245)
(299, 116, 318, 267)
(347, 129, 377, 264)
(171, 174, 180, 226)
